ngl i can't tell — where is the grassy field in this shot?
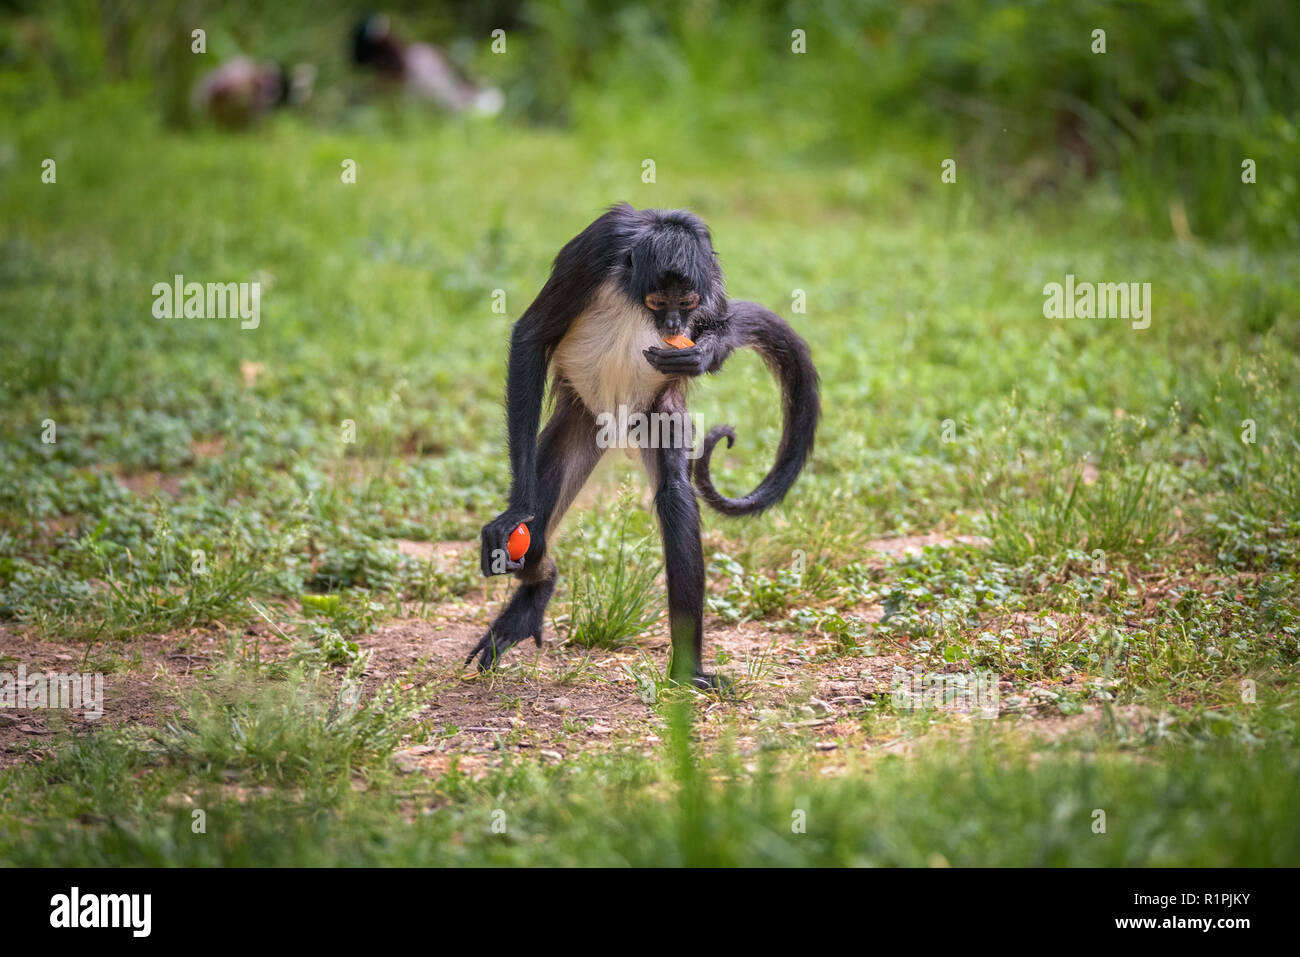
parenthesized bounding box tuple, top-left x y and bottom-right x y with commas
(2, 2, 1299, 866)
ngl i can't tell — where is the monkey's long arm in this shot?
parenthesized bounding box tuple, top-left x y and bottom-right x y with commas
(500, 322, 549, 515)
(690, 300, 820, 516)
(479, 290, 581, 576)
(481, 205, 636, 575)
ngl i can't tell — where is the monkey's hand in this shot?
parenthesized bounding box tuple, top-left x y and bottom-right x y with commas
(642, 343, 716, 377)
(480, 509, 534, 576)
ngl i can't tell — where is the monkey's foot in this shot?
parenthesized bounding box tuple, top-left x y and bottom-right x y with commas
(465, 608, 545, 672)
(693, 672, 734, 692)
(669, 671, 733, 692)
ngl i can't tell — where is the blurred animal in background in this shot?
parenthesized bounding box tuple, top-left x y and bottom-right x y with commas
(352, 14, 503, 116)
(192, 58, 315, 129)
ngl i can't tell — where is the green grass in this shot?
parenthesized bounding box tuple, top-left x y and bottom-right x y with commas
(155, 655, 423, 787)
(5, 98, 1295, 635)
(563, 495, 663, 650)
(3, 689, 1299, 866)
(2, 1, 1299, 867)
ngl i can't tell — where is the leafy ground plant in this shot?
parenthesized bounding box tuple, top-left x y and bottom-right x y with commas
(563, 501, 663, 650)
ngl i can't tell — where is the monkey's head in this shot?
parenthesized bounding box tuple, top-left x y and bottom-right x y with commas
(620, 208, 723, 338)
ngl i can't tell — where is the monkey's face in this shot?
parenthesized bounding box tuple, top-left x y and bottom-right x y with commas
(643, 282, 700, 337)
(622, 214, 720, 333)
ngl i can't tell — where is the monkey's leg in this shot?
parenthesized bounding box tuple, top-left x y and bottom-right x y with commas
(468, 389, 603, 670)
(645, 387, 723, 689)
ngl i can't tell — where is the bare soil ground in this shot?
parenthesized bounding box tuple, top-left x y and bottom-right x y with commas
(0, 625, 222, 766)
(0, 533, 1108, 772)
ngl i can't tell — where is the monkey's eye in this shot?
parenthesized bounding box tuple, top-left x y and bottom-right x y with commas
(682, 292, 700, 310)
(645, 294, 669, 311)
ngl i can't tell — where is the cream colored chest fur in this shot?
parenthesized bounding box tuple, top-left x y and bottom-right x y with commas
(551, 279, 668, 417)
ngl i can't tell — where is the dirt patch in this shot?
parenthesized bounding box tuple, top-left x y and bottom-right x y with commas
(860, 533, 990, 560)
(395, 539, 475, 565)
(1, 533, 1106, 777)
(190, 437, 227, 458)
(1, 599, 920, 773)
(115, 470, 183, 498)
(351, 608, 937, 777)
(0, 625, 227, 767)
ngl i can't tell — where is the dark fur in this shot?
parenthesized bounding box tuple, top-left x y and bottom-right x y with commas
(691, 301, 820, 516)
(470, 203, 820, 685)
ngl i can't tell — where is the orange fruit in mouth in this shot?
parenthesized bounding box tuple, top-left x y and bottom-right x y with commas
(662, 334, 694, 349)
(507, 523, 530, 561)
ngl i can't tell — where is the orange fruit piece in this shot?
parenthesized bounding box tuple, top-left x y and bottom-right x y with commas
(507, 523, 530, 561)
(662, 334, 694, 349)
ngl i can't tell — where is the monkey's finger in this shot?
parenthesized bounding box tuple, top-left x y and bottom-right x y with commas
(464, 630, 493, 666)
(652, 355, 705, 370)
(475, 643, 500, 671)
(643, 348, 707, 374)
(476, 635, 511, 671)
(644, 345, 699, 360)
(469, 628, 516, 671)
(480, 536, 527, 575)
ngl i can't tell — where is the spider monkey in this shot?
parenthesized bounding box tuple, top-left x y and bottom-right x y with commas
(469, 203, 820, 688)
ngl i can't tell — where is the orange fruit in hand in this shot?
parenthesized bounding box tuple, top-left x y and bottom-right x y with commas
(662, 334, 694, 349)
(507, 523, 530, 561)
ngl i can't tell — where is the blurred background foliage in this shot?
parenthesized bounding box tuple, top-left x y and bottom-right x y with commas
(2, 0, 1296, 246)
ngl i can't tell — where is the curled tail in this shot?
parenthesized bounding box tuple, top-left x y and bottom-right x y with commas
(693, 302, 820, 517)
